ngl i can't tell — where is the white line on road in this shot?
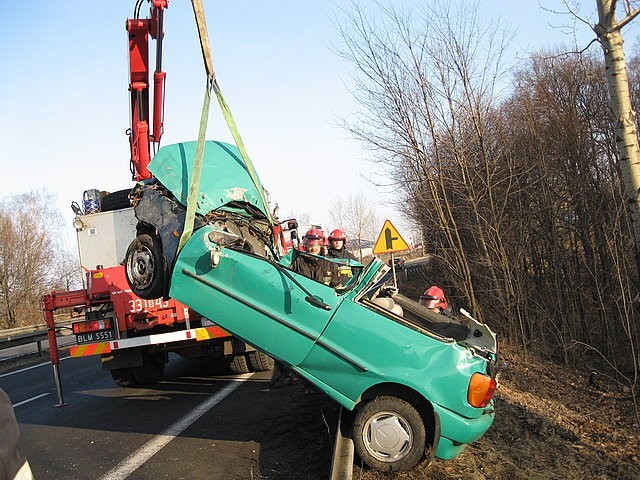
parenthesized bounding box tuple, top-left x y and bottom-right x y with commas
(99, 373, 254, 480)
(12, 392, 51, 407)
(0, 356, 71, 378)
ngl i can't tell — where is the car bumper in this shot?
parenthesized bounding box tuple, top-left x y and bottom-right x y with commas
(432, 402, 495, 460)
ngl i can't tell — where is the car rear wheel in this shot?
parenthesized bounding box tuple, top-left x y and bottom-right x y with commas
(125, 233, 165, 299)
(352, 396, 426, 472)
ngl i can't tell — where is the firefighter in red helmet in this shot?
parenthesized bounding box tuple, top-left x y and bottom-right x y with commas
(302, 228, 325, 255)
(327, 229, 356, 260)
(290, 228, 346, 287)
(419, 285, 450, 315)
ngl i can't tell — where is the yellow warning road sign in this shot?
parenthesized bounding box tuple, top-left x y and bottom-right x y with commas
(373, 220, 410, 254)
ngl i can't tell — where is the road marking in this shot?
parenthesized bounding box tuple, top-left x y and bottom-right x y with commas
(99, 373, 253, 480)
(12, 392, 50, 407)
(0, 356, 71, 378)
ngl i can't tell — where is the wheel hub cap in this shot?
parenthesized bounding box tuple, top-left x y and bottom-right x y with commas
(364, 411, 413, 461)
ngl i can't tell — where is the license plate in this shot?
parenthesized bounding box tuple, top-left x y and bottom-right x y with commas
(75, 330, 115, 345)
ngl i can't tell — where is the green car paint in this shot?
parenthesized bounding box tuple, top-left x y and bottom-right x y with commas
(133, 140, 498, 468)
(148, 141, 271, 218)
(169, 226, 496, 461)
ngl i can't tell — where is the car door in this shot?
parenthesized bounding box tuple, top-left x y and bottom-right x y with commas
(170, 226, 340, 365)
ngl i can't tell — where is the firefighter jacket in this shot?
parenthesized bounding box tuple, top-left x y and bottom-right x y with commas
(290, 253, 347, 287)
(326, 246, 356, 260)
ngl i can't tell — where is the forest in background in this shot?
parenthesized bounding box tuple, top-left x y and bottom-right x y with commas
(336, 2, 640, 405)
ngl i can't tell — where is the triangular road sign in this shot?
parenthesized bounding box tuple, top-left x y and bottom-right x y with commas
(373, 220, 410, 254)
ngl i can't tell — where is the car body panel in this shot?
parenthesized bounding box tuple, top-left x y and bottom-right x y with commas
(148, 141, 270, 219)
(170, 227, 341, 365)
(142, 141, 498, 463)
(170, 225, 497, 457)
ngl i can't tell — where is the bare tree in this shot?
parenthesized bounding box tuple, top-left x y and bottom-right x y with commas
(0, 190, 71, 328)
(328, 191, 378, 259)
(335, 1, 514, 323)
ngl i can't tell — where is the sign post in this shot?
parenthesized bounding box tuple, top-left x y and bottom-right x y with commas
(373, 220, 410, 288)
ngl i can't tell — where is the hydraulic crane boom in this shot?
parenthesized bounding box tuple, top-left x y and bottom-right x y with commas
(126, 0, 168, 181)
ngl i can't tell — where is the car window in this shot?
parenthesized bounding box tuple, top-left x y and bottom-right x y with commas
(279, 250, 364, 292)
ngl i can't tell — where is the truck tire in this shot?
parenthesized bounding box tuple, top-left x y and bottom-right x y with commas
(131, 352, 166, 385)
(227, 354, 251, 374)
(100, 189, 132, 212)
(110, 367, 138, 387)
(125, 233, 165, 299)
(248, 350, 275, 372)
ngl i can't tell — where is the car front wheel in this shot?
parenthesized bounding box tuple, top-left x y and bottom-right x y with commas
(125, 233, 165, 299)
(352, 396, 426, 472)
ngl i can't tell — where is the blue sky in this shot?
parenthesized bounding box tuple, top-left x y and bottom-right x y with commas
(1, 1, 638, 248)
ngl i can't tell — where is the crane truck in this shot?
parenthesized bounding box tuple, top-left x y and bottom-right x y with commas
(42, 0, 297, 391)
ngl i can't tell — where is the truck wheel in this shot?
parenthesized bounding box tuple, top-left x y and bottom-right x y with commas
(352, 396, 426, 472)
(125, 233, 165, 299)
(248, 350, 275, 372)
(131, 352, 166, 385)
(110, 368, 138, 387)
(227, 354, 251, 374)
(100, 189, 132, 212)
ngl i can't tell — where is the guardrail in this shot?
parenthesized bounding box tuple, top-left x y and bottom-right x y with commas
(0, 320, 74, 355)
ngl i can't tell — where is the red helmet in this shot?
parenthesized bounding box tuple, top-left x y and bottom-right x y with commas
(329, 229, 347, 243)
(303, 228, 325, 247)
(419, 286, 448, 310)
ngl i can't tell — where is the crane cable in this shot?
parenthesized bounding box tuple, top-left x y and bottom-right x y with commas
(178, 0, 275, 252)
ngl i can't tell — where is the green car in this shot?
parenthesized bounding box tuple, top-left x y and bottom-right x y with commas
(125, 141, 498, 472)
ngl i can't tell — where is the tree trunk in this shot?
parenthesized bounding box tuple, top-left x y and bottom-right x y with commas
(595, 0, 640, 276)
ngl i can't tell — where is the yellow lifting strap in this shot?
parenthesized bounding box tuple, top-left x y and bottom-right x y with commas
(179, 0, 275, 252)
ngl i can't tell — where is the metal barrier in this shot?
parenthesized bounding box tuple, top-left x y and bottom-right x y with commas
(0, 321, 74, 355)
(330, 408, 354, 480)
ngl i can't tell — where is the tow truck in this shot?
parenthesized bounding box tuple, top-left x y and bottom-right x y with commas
(42, 0, 298, 399)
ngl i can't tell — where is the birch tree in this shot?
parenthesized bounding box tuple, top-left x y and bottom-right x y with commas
(594, 0, 640, 274)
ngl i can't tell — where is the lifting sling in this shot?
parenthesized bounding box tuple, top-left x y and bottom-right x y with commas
(179, 0, 275, 251)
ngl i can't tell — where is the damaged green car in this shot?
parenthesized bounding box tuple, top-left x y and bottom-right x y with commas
(125, 140, 498, 472)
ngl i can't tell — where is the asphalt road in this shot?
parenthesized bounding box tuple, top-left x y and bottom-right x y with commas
(1, 352, 338, 479)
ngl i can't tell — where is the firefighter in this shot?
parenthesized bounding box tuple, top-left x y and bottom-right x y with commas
(290, 228, 346, 287)
(419, 285, 452, 316)
(326, 229, 356, 260)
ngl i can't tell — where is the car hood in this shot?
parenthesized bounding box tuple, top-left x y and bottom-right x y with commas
(148, 141, 271, 218)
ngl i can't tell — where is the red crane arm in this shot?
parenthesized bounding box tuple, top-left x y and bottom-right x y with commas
(126, 0, 168, 181)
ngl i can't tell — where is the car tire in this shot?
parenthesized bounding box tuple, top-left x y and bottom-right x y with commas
(352, 396, 426, 472)
(110, 367, 138, 387)
(247, 350, 275, 372)
(227, 354, 251, 374)
(125, 233, 165, 299)
(100, 189, 132, 212)
(130, 352, 166, 385)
